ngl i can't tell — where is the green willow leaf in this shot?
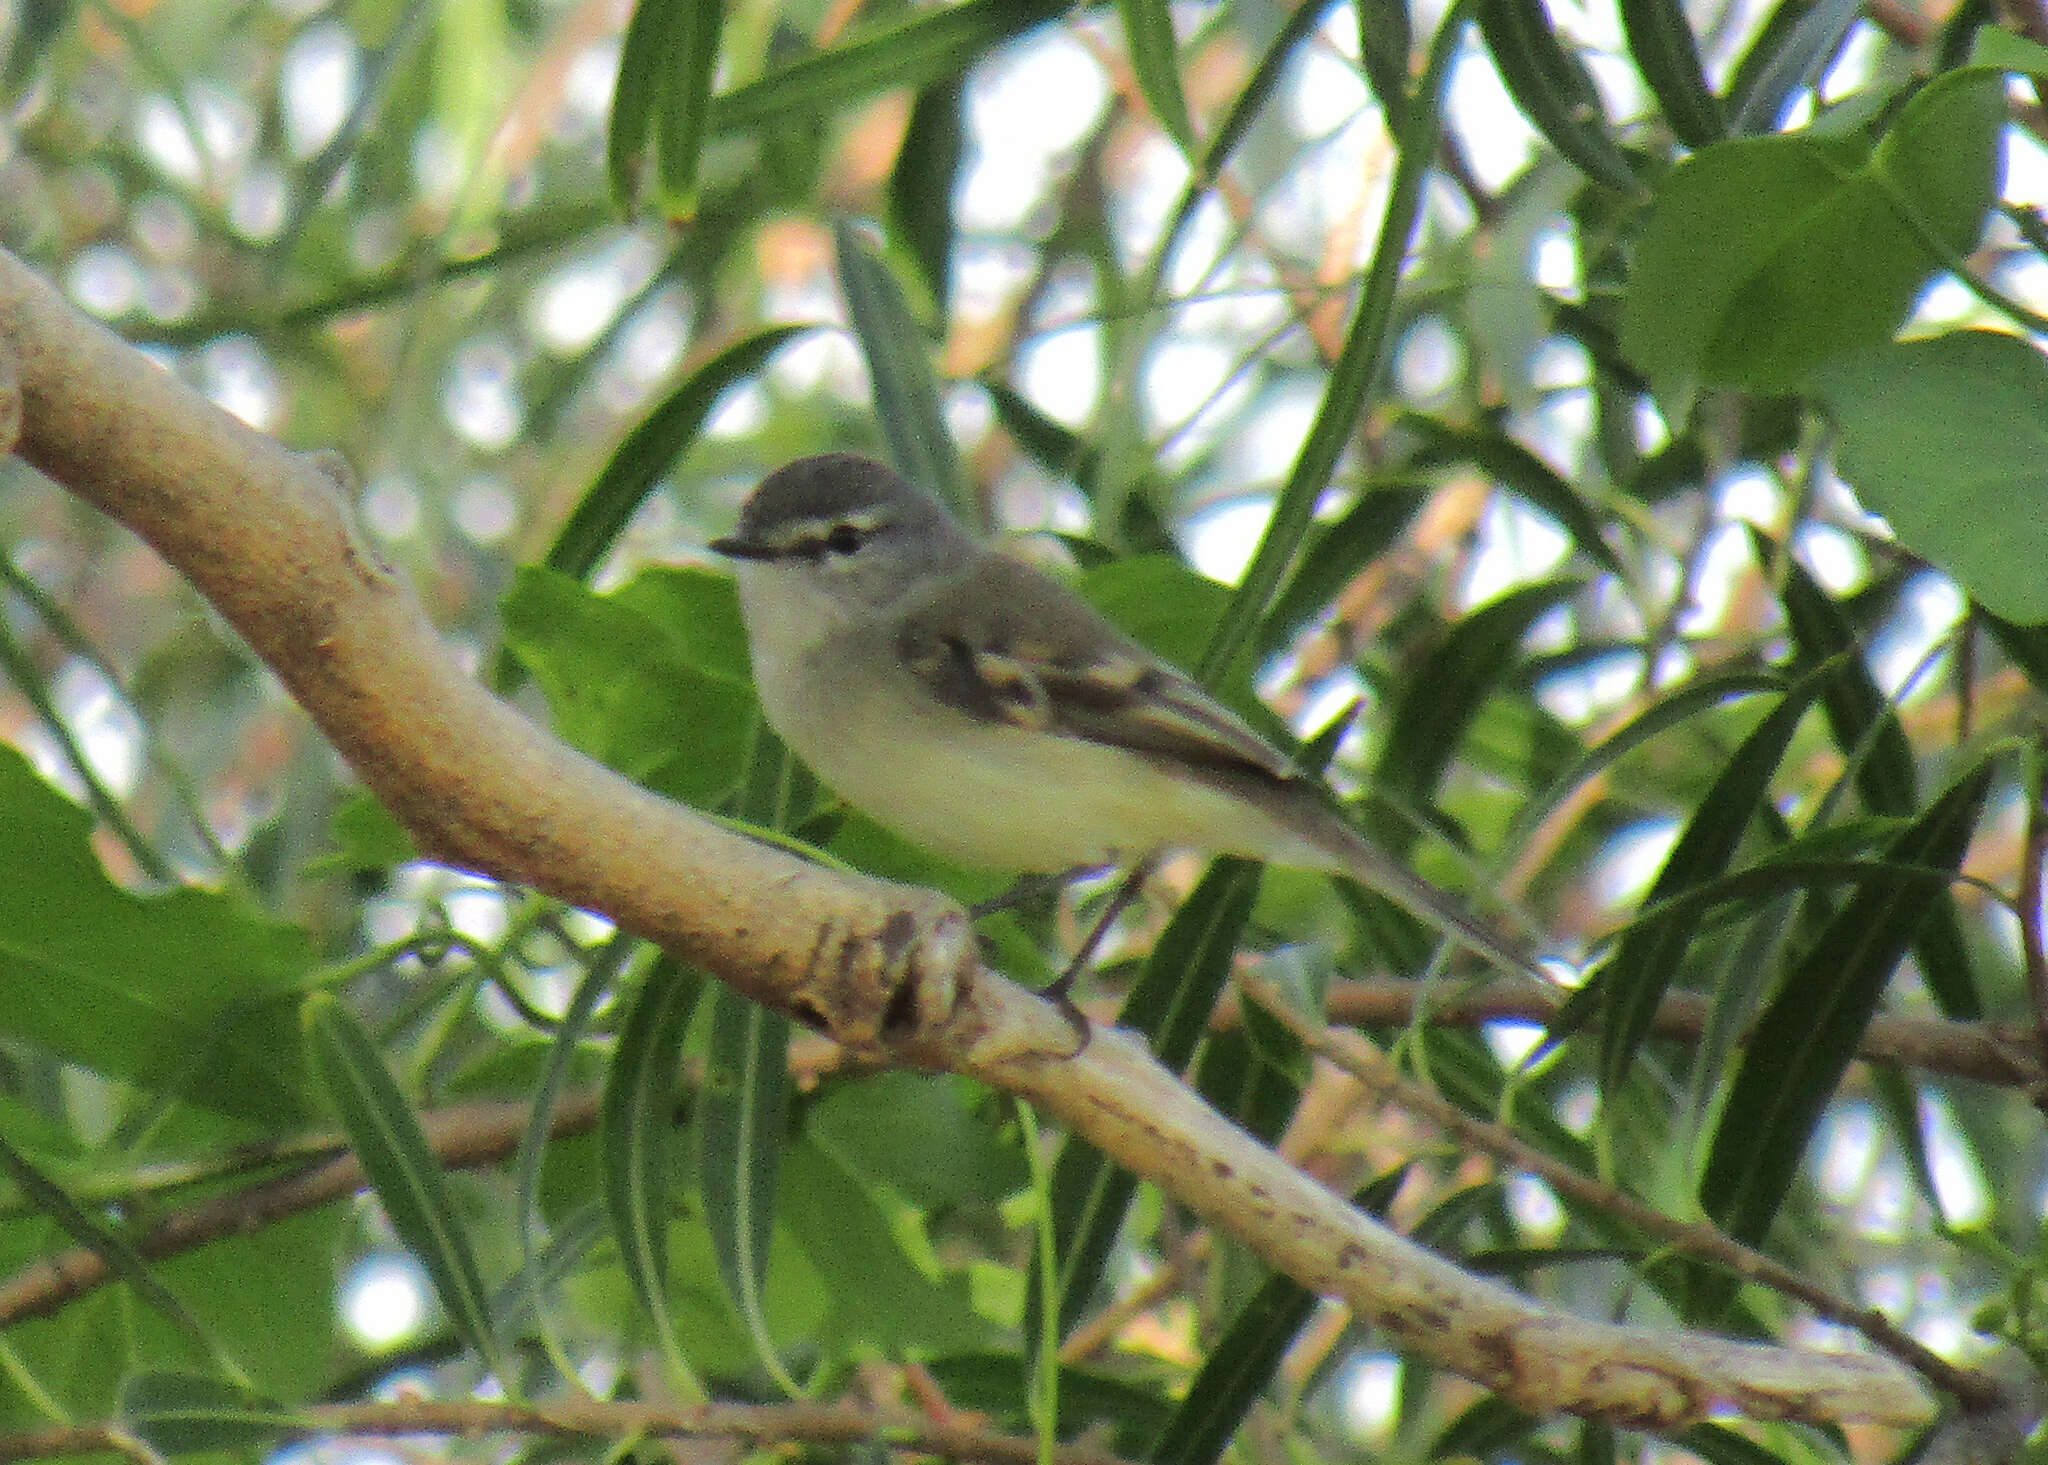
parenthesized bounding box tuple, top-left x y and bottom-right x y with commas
(889, 75, 967, 318)
(1256, 482, 1427, 656)
(1619, 0, 1725, 146)
(1724, 0, 1858, 134)
(543, 325, 815, 584)
(606, 0, 671, 209)
(600, 958, 704, 1391)
(1120, 0, 1196, 154)
(303, 993, 507, 1379)
(1403, 413, 1626, 576)
(653, 0, 724, 218)
(1040, 860, 1262, 1337)
(699, 983, 797, 1392)
(709, 0, 1061, 135)
(1592, 671, 1826, 1099)
(1200, 0, 1470, 684)
(1146, 1168, 1406, 1464)
(121, 1373, 302, 1457)
(1698, 758, 1996, 1252)
(1474, 0, 1641, 193)
(837, 221, 967, 510)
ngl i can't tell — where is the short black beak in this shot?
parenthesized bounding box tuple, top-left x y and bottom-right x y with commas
(708, 536, 777, 561)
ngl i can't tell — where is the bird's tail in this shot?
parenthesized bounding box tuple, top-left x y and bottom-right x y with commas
(1295, 799, 1553, 987)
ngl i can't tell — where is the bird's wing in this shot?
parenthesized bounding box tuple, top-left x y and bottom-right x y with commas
(895, 552, 1297, 781)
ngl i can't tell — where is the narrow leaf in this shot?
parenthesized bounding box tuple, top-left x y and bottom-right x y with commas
(1146, 1170, 1405, 1464)
(1356, 0, 1415, 126)
(889, 76, 967, 318)
(1201, 0, 1470, 683)
(1724, 0, 1859, 134)
(1593, 671, 1825, 1097)
(1403, 414, 1625, 575)
(1120, 0, 1197, 153)
(303, 993, 507, 1378)
(544, 325, 814, 583)
(708, 0, 1062, 135)
(1256, 483, 1427, 656)
(1043, 861, 1262, 1336)
(699, 982, 797, 1391)
(600, 959, 704, 1389)
(606, 0, 672, 209)
(122, 1374, 302, 1457)
(1474, 0, 1642, 193)
(651, 0, 726, 218)
(1698, 759, 1995, 1248)
(836, 221, 967, 509)
(1618, 0, 1725, 145)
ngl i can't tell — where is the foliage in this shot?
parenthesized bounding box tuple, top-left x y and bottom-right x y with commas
(4, 0, 2048, 1459)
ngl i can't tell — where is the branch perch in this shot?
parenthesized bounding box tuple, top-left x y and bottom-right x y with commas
(0, 245, 1948, 1431)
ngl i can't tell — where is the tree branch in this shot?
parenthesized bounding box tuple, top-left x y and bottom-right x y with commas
(0, 245, 1946, 1431)
(0, 1399, 1133, 1465)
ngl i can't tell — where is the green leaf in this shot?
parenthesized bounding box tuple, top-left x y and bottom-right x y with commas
(538, 325, 814, 586)
(501, 566, 756, 806)
(837, 220, 967, 510)
(1120, 0, 1197, 154)
(889, 76, 967, 318)
(653, 0, 724, 217)
(1815, 331, 2048, 624)
(1619, 70, 2005, 409)
(0, 744, 312, 1122)
(1256, 483, 1427, 656)
(806, 1072, 1027, 1212)
(302, 993, 507, 1378)
(1698, 758, 1995, 1248)
(1201, 2, 1467, 683)
(1403, 414, 1625, 576)
(601, 959, 704, 1392)
(699, 983, 797, 1392)
(1374, 580, 1579, 809)
(1474, 0, 1642, 193)
(1619, 0, 1725, 145)
(707, 0, 1062, 135)
(1146, 1169, 1405, 1464)
(606, 0, 672, 209)
(1355, 0, 1414, 125)
(121, 1373, 302, 1457)
(1724, 0, 1859, 134)
(1593, 672, 1824, 1098)
(1042, 861, 1262, 1335)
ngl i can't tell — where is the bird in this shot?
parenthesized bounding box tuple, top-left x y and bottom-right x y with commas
(709, 452, 1543, 987)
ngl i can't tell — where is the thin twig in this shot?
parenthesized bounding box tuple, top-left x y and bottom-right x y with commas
(1237, 970, 2003, 1411)
(0, 1400, 1135, 1465)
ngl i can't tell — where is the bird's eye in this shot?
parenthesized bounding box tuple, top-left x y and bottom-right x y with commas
(823, 523, 865, 555)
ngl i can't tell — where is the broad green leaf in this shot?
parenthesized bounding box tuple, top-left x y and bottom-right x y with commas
(806, 1072, 1027, 1212)
(121, 1373, 301, 1457)
(303, 993, 507, 1378)
(1120, 0, 1196, 154)
(837, 221, 967, 510)
(1816, 331, 2048, 624)
(1698, 759, 1995, 1249)
(889, 76, 967, 318)
(1620, 70, 2005, 410)
(0, 744, 312, 1122)
(1591, 672, 1824, 1099)
(1474, 0, 1641, 193)
(601, 959, 704, 1393)
(501, 566, 755, 807)
(1201, 0, 1469, 683)
(1619, 0, 1725, 145)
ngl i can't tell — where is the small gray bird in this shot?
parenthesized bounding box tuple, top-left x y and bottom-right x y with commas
(711, 452, 1540, 981)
